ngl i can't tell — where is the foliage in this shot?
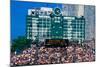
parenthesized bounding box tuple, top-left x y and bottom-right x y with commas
(11, 36, 32, 53)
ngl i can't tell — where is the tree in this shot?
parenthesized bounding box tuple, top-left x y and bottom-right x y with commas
(11, 36, 32, 53)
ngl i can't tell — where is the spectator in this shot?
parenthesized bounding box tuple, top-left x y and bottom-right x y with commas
(11, 42, 95, 66)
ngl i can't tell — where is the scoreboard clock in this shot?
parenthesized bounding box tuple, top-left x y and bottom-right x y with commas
(54, 8, 61, 16)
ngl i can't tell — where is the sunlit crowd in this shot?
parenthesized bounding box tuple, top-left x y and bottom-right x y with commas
(11, 41, 95, 66)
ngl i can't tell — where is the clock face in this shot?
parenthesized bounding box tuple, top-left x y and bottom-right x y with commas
(54, 8, 61, 15)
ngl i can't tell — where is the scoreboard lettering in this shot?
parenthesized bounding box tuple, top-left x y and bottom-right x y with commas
(45, 39, 69, 45)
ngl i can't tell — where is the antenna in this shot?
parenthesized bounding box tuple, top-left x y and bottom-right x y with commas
(45, 3, 48, 7)
(57, 3, 59, 8)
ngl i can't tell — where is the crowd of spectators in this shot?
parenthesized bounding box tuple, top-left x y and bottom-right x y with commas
(11, 41, 95, 66)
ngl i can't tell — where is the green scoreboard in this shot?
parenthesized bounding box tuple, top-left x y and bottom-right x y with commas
(51, 8, 63, 39)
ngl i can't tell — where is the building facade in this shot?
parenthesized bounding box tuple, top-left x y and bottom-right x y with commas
(26, 7, 85, 43)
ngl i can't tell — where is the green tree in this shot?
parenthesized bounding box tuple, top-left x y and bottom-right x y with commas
(11, 36, 32, 53)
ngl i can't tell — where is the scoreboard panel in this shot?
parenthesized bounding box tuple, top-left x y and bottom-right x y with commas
(45, 39, 69, 47)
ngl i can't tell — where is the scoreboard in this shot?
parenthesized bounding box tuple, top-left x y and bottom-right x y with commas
(51, 8, 63, 39)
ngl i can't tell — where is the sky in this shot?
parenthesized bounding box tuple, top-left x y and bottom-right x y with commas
(11, 0, 62, 40)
